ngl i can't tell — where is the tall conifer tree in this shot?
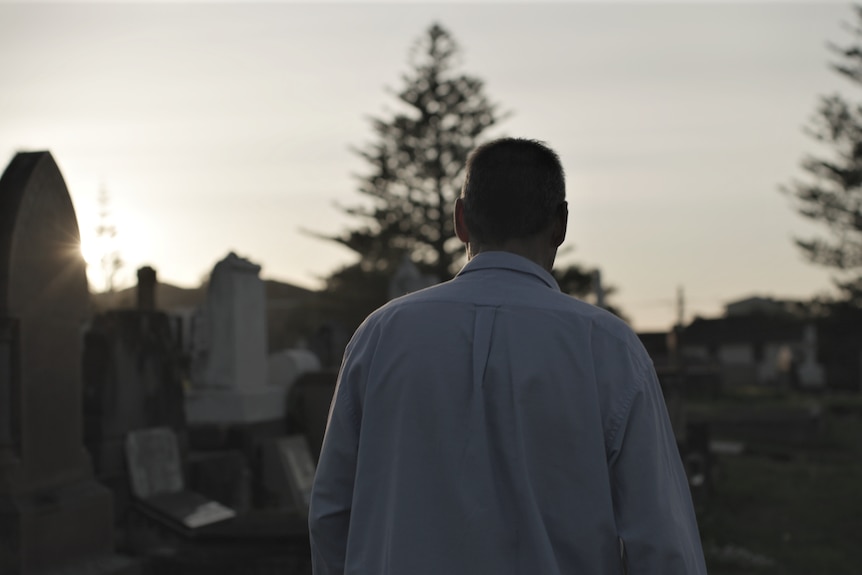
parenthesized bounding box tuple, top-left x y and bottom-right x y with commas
(784, 7, 862, 302)
(320, 23, 621, 328)
(330, 23, 502, 282)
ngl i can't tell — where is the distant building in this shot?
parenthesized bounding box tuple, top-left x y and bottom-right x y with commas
(724, 296, 789, 318)
(680, 315, 824, 389)
(637, 330, 721, 399)
(636, 294, 850, 391)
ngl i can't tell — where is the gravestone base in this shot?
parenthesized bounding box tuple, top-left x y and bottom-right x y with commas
(188, 451, 250, 513)
(186, 419, 285, 453)
(34, 554, 140, 575)
(184, 387, 288, 425)
(0, 478, 139, 574)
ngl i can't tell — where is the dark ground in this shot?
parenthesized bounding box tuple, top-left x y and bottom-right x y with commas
(694, 395, 862, 574)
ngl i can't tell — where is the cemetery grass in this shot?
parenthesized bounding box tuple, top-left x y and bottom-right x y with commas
(696, 410, 862, 574)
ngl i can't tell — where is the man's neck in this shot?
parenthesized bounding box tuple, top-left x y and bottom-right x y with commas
(469, 240, 556, 273)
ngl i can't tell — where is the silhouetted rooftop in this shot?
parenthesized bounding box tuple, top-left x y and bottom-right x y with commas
(683, 316, 806, 345)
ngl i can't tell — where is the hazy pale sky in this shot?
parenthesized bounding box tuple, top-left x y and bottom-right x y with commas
(0, 1, 852, 330)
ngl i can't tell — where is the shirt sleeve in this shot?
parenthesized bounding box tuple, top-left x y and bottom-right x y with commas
(608, 360, 708, 575)
(308, 337, 364, 575)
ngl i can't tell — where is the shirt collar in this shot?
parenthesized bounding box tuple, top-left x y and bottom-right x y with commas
(455, 251, 561, 292)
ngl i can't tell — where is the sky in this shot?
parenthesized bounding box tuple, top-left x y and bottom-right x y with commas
(0, 1, 854, 331)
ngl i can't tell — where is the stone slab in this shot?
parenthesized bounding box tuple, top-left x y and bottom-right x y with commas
(185, 386, 288, 425)
(125, 428, 183, 499)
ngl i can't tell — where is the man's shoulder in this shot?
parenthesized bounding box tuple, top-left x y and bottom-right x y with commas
(360, 281, 453, 324)
(350, 279, 652, 377)
(546, 290, 646, 354)
(372, 280, 640, 346)
(351, 282, 447, 333)
(547, 289, 627, 330)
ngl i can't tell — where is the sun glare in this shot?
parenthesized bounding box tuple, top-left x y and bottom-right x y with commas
(79, 236, 101, 269)
(77, 217, 138, 293)
(74, 182, 150, 293)
(79, 234, 106, 290)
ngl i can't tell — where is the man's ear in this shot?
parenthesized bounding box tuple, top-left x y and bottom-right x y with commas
(455, 197, 470, 244)
(552, 201, 568, 247)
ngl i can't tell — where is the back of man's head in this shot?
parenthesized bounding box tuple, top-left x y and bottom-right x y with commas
(461, 138, 566, 248)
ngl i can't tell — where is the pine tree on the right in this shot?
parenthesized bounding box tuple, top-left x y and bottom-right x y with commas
(783, 6, 862, 304)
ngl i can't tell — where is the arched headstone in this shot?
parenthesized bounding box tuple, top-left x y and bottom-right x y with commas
(0, 152, 129, 573)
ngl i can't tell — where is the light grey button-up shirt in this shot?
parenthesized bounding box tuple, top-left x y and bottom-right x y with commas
(309, 252, 707, 575)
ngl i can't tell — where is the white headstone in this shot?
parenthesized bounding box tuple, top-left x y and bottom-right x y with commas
(798, 324, 825, 388)
(186, 252, 287, 424)
(126, 427, 184, 499)
(194, 252, 267, 390)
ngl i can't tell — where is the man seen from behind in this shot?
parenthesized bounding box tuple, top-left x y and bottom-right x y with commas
(309, 138, 708, 575)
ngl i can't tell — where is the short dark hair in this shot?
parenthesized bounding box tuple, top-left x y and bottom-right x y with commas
(461, 138, 566, 247)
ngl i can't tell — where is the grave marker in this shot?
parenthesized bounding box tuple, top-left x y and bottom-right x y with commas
(186, 252, 287, 424)
(0, 152, 133, 573)
(125, 427, 234, 529)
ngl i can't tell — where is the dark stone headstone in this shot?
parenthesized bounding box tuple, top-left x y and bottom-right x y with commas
(82, 309, 187, 524)
(260, 435, 315, 514)
(188, 450, 250, 512)
(0, 152, 134, 573)
(285, 370, 337, 463)
(136, 266, 157, 311)
(307, 322, 350, 369)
